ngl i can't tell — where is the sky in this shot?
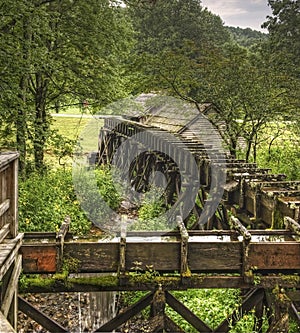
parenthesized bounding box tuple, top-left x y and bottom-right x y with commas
(201, 0, 272, 32)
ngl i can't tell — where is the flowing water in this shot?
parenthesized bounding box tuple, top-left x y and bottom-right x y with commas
(78, 291, 117, 332)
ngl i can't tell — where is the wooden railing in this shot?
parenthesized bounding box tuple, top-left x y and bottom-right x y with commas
(0, 152, 19, 238)
(0, 152, 21, 332)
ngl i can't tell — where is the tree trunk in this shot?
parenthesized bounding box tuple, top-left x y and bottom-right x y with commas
(33, 73, 49, 171)
(16, 76, 28, 175)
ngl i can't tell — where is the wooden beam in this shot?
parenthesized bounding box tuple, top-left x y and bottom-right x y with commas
(165, 291, 213, 332)
(9, 158, 18, 238)
(1, 255, 22, 317)
(56, 216, 71, 272)
(248, 242, 300, 270)
(284, 216, 300, 236)
(214, 288, 265, 332)
(0, 199, 10, 217)
(21, 243, 57, 273)
(0, 311, 15, 333)
(230, 216, 251, 241)
(290, 302, 300, 325)
(0, 233, 23, 279)
(18, 296, 68, 333)
(0, 223, 10, 243)
(93, 292, 154, 332)
(164, 315, 185, 332)
(21, 238, 300, 274)
(176, 216, 189, 278)
(118, 216, 127, 278)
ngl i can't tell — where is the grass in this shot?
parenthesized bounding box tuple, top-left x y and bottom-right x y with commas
(46, 115, 103, 168)
(51, 116, 89, 140)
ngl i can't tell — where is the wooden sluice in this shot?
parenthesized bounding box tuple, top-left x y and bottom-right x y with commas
(19, 218, 300, 332)
(98, 113, 300, 230)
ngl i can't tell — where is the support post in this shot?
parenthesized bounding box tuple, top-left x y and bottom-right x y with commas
(56, 216, 70, 272)
(118, 215, 127, 285)
(176, 216, 190, 283)
(266, 287, 291, 333)
(230, 216, 253, 283)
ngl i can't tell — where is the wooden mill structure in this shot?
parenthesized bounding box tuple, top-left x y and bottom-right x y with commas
(0, 95, 300, 332)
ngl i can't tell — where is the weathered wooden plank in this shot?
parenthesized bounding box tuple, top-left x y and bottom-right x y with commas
(125, 242, 181, 271)
(290, 302, 300, 324)
(0, 152, 19, 169)
(1, 255, 22, 317)
(64, 242, 119, 272)
(21, 244, 57, 273)
(230, 216, 251, 241)
(56, 216, 70, 240)
(18, 274, 300, 294)
(284, 216, 300, 236)
(0, 311, 15, 333)
(0, 199, 10, 217)
(248, 243, 300, 270)
(0, 234, 23, 279)
(0, 223, 10, 243)
(18, 296, 68, 333)
(21, 239, 300, 275)
(188, 242, 242, 271)
(9, 158, 18, 238)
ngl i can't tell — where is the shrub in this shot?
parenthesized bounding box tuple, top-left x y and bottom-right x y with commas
(19, 168, 91, 235)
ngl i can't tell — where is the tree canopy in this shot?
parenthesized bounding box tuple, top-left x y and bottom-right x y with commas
(0, 0, 133, 172)
(0, 0, 299, 173)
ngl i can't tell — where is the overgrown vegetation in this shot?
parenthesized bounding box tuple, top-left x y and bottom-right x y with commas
(18, 165, 122, 235)
(18, 168, 90, 234)
(120, 288, 300, 333)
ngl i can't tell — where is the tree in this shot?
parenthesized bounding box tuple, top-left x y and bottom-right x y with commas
(262, 0, 300, 123)
(125, 0, 230, 94)
(0, 0, 133, 173)
(263, 0, 300, 72)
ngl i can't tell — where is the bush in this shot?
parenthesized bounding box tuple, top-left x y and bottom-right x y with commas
(19, 168, 91, 235)
(19, 165, 124, 235)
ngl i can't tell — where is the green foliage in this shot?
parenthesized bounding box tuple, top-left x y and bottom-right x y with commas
(18, 165, 123, 234)
(257, 127, 300, 180)
(95, 166, 122, 211)
(126, 0, 230, 94)
(129, 187, 168, 231)
(166, 289, 240, 332)
(227, 26, 268, 48)
(18, 169, 91, 234)
(263, 0, 300, 73)
(120, 288, 278, 332)
(0, 0, 134, 173)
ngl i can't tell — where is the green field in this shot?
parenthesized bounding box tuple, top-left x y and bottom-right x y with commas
(46, 115, 104, 168)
